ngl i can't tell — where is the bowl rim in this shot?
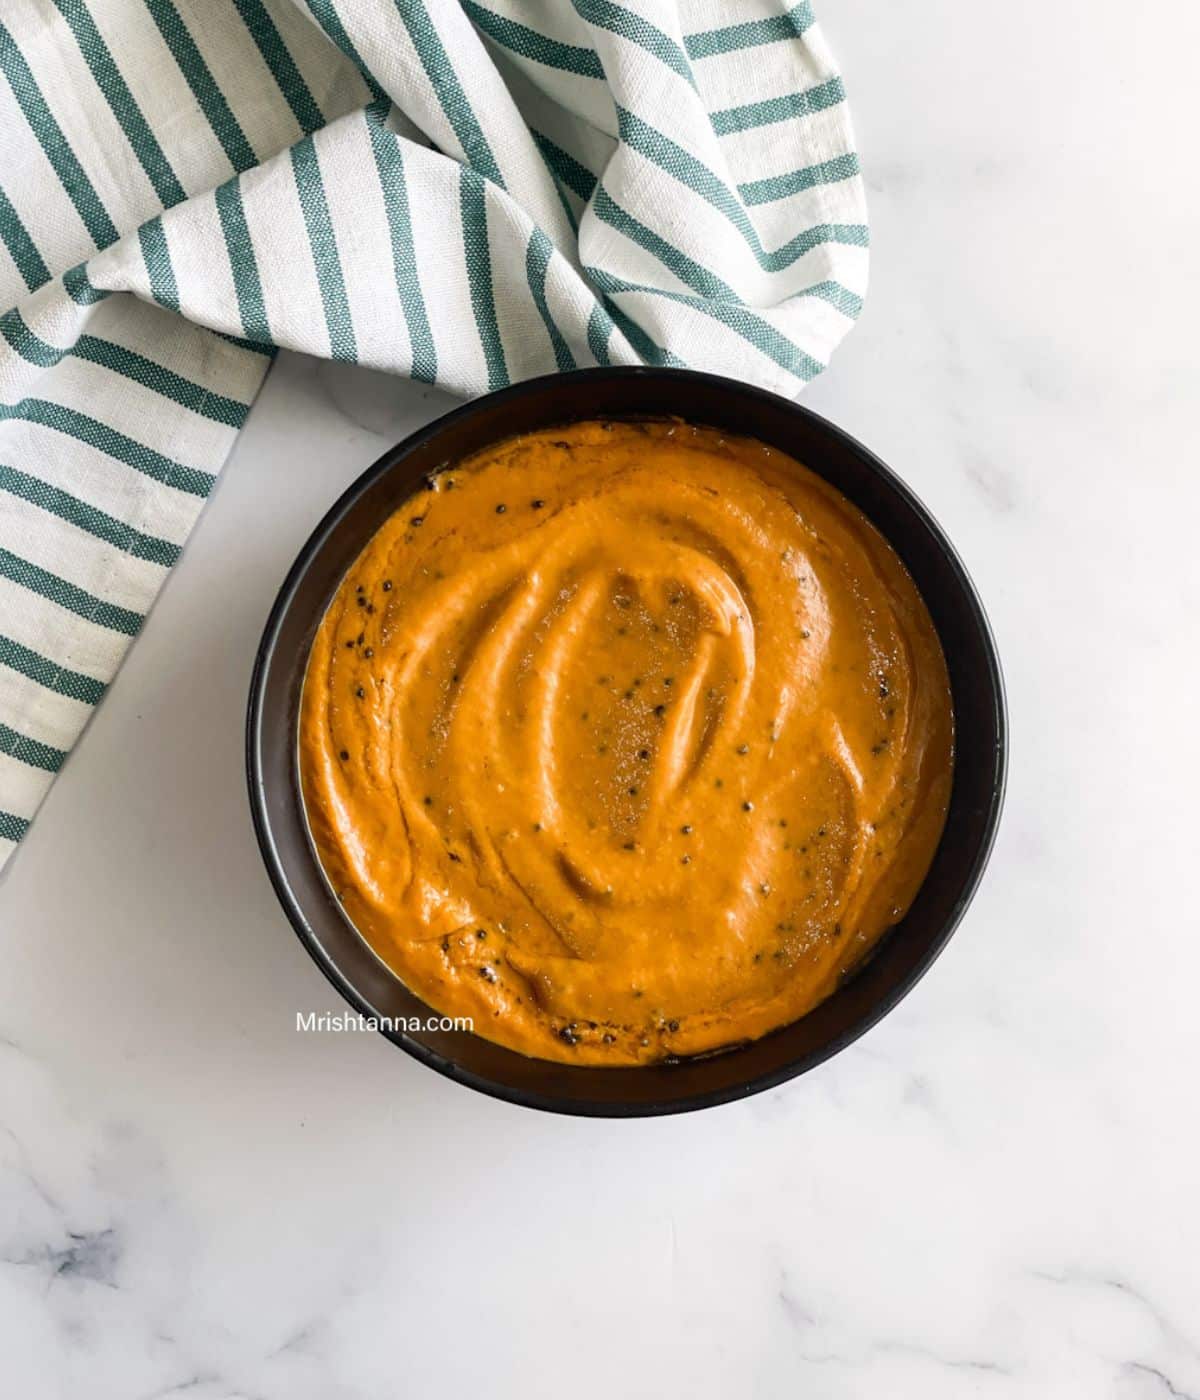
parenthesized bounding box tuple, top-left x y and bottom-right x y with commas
(246, 366, 1008, 1116)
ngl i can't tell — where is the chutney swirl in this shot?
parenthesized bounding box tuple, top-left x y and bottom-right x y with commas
(300, 421, 953, 1064)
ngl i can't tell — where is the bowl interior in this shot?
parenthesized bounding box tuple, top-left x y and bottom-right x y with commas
(248, 368, 1006, 1116)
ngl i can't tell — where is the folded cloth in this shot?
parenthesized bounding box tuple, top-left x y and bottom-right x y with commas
(0, 0, 867, 869)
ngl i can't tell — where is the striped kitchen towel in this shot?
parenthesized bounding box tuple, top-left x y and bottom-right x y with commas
(0, 0, 867, 869)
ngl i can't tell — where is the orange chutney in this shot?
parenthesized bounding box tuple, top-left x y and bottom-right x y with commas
(299, 421, 954, 1065)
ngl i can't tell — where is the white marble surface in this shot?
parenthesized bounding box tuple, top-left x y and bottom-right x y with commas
(4, 3, 1200, 1396)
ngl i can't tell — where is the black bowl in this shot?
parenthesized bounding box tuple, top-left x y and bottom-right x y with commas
(247, 368, 1006, 1116)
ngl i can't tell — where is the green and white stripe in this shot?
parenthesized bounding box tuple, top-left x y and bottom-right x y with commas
(0, 0, 866, 867)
